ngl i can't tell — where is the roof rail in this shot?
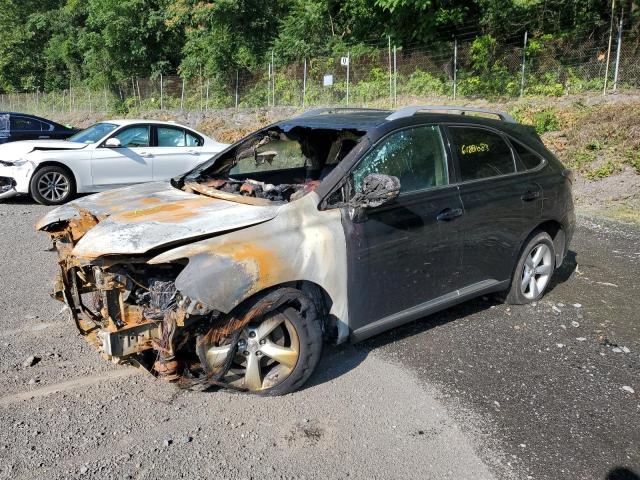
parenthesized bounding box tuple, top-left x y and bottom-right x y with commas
(297, 107, 390, 118)
(385, 105, 516, 123)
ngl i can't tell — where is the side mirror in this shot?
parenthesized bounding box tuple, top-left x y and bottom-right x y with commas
(105, 137, 122, 148)
(348, 174, 401, 222)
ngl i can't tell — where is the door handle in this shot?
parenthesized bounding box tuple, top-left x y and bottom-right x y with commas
(139, 152, 153, 158)
(521, 190, 541, 201)
(436, 207, 463, 221)
(187, 149, 199, 155)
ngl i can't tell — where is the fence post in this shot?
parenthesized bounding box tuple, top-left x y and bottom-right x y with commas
(206, 79, 210, 111)
(271, 50, 276, 107)
(267, 62, 271, 107)
(393, 46, 397, 108)
(160, 73, 163, 110)
(180, 78, 185, 110)
(613, 13, 624, 92)
(453, 37, 458, 100)
(520, 31, 528, 98)
(388, 36, 393, 108)
(346, 51, 350, 107)
(302, 58, 307, 108)
(235, 70, 239, 109)
(603, 0, 616, 95)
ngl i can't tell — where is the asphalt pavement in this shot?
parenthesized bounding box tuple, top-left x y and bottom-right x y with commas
(0, 197, 638, 480)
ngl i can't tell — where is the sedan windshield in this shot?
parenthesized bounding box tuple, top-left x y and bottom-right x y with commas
(68, 123, 118, 144)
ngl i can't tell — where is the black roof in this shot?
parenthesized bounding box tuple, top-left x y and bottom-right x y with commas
(277, 108, 529, 133)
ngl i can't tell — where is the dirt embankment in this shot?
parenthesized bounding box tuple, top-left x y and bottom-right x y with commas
(46, 94, 640, 223)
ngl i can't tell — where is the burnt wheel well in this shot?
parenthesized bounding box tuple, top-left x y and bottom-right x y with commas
(30, 162, 77, 193)
(532, 220, 566, 267)
(229, 281, 336, 342)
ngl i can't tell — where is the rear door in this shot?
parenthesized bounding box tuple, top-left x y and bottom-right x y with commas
(446, 125, 542, 285)
(344, 124, 465, 333)
(151, 125, 206, 180)
(90, 124, 154, 188)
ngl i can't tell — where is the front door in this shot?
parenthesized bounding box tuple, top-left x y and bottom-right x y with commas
(344, 124, 465, 333)
(90, 124, 154, 189)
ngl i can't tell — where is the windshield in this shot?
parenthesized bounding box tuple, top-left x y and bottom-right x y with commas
(68, 123, 118, 144)
(182, 126, 364, 203)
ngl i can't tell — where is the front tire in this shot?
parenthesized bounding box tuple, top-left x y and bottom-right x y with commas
(199, 304, 323, 396)
(504, 231, 555, 305)
(30, 166, 75, 205)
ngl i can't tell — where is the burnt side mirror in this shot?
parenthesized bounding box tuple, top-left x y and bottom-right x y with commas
(348, 173, 400, 222)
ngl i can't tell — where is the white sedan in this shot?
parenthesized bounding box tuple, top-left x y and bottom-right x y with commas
(0, 120, 228, 205)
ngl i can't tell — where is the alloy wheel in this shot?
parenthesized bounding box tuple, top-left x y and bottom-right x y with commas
(520, 243, 553, 300)
(204, 313, 300, 392)
(37, 172, 70, 202)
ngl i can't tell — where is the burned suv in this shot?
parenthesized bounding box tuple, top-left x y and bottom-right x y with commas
(37, 106, 575, 395)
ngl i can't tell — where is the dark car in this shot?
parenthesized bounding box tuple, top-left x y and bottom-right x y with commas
(37, 105, 575, 395)
(0, 112, 78, 144)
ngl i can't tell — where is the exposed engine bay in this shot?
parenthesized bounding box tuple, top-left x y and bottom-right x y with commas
(181, 126, 364, 203)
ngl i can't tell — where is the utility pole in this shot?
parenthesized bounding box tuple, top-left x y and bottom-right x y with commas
(235, 70, 239, 109)
(520, 31, 528, 98)
(160, 73, 163, 110)
(613, 11, 624, 92)
(603, 0, 616, 95)
(271, 51, 275, 107)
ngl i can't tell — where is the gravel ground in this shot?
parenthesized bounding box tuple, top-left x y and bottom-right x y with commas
(0, 197, 638, 480)
(0, 198, 510, 480)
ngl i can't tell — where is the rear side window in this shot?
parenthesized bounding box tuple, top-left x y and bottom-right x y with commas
(352, 125, 448, 194)
(10, 116, 42, 131)
(448, 127, 515, 181)
(512, 140, 543, 170)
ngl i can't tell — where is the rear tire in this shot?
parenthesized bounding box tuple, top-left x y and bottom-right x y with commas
(30, 165, 75, 205)
(504, 231, 555, 305)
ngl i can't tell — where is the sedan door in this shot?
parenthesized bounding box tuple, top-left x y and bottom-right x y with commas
(151, 125, 207, 180)
(90, 125, 154, 189)
(343, 125, 465, 336)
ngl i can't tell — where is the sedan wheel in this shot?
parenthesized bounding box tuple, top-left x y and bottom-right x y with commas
(30, 166, 75, 205)
(37, 171, 70, 203)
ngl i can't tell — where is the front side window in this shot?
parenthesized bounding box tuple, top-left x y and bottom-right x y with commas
(113, 125, 150, 148)
(448, 127, 515, 181)
(352, 125, 448, 194)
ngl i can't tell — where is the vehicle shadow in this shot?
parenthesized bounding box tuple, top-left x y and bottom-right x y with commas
(607, 468, 640, 480)
(546, 249, 578, 295)
(304, 250, 578, 390)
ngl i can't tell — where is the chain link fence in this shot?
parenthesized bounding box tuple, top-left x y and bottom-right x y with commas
(1, 32, 639, 115)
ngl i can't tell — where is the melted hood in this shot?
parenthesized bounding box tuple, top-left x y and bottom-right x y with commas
(37, 181, 281, 259)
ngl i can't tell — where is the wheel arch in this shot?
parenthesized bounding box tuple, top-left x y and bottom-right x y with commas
(212, 280, 337, 344)
(531, 219, 565, 267)
(30, 161, 78, 194)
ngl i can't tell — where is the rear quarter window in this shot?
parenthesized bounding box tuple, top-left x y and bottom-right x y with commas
(512, 140, 544, 170)
(448, 126, 515, 181)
